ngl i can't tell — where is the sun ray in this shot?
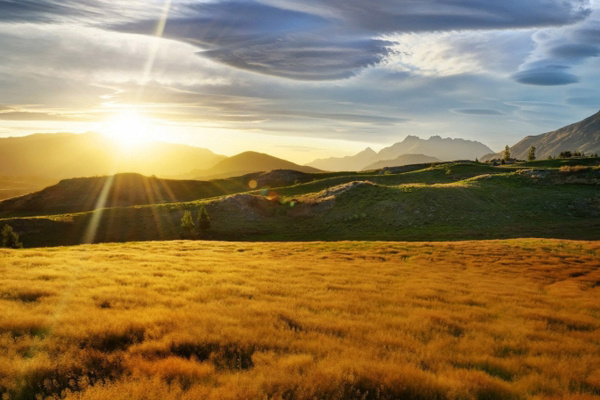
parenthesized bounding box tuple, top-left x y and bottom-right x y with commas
(83, 175, 115, 244)
(138, 0, 173, 101)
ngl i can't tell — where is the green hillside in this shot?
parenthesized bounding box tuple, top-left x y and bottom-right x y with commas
(1, 158, 598, 247)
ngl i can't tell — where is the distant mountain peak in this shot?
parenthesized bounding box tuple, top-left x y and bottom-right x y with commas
(378, 135, 493, 162)
(402, 135, 421, 143)
(307, 135, 493, 171)
(360, 147, 377, 154)
(193, 150, 321, 180)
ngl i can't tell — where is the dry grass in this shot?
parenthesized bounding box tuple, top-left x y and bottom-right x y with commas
(1, 239, 599, 400)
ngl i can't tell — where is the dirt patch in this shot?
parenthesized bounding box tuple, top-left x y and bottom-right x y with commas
(213, 194, 279, 221)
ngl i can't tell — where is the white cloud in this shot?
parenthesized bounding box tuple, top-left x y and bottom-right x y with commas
(381, 30, 534, 77)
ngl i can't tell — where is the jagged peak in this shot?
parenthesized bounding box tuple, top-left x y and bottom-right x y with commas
(359, 147, 377, 154)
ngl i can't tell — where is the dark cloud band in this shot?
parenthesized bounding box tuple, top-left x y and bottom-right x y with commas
(107, 0, 591, 80)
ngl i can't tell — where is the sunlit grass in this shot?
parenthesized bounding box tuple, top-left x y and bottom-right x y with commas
(1, 239, 599, 399)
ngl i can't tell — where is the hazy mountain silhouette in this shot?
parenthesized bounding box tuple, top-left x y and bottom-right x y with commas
(0, 132, 225, 181)
(308, 147, 378, 171)
(482, 110, 600, 161)
(192, 151, 321, 179)
(377, 136, 492, 162)
(307, 136, 492, 171)
(362, 154, 441, 170)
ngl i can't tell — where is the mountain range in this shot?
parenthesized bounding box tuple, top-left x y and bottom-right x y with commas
(1, 110, 598, 201)
(0, 132, 225, 180)
(362, 154, 441, 170)
(482, 110, 600, 161)
(307, 136, 493, 171)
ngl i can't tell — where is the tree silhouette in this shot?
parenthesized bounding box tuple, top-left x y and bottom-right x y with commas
(527, 146, 536, 161)
(559, 151, 572, 159)
(2, 224, 23, 248)
(503, 145, 511, 162)
(180, 211, 195, 238)
(197, 206, 211, 233)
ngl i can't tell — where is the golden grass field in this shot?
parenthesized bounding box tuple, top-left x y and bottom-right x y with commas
(1, 239, 600, 400)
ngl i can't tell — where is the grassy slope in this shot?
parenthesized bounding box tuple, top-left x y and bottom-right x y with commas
(0, 240, 599, 399)
(1, 159, 599, 247)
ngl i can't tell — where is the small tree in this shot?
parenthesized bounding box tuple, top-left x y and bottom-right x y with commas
(2, 224, 23, 249)
(197, 206, 211, 233)
(503, 145, 511, 162)
(527, 146, 536, 161)
(180, 211, 195, 238)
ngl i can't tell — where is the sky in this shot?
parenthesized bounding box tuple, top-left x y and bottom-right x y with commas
(0, 0, 599, 163)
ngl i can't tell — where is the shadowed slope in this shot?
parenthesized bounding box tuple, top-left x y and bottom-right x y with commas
(483, 110, 600, 160)
(0, 173, 248, 217)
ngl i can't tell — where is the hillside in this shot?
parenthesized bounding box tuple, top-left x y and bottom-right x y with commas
(482, 110, 600, 161)
(307, 136, 492, 171)
(0, 173, 221, 217)
(193, 151, 322, 179)
(0, 170, 332, 217)
(362, 154, 440, 170)
(1, 239, 598, 399)
(0, 132, 225, 180)
(3, 158, 599, 247)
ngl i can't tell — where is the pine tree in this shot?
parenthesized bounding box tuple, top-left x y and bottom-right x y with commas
(2, 225, 23, 249)
(197, 206, 211, 233)
(180, 211, 195, 238)
(527, 146, 536, 161)
(503, 145, 511, 162)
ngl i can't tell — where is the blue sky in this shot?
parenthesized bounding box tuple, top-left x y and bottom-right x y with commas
(0, 0, 598, 162)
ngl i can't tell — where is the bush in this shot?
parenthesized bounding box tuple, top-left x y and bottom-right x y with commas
(559, 151, 572, 159)
(2, 224, 23, 248)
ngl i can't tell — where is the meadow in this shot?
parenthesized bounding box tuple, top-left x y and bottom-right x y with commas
(1, 239, 599, 399)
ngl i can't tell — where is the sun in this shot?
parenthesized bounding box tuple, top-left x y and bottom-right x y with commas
(101, 111, 153, 150)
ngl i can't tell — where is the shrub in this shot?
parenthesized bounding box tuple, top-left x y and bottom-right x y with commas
(2, 224, 23, 249)
(559, 151, 572, 159)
